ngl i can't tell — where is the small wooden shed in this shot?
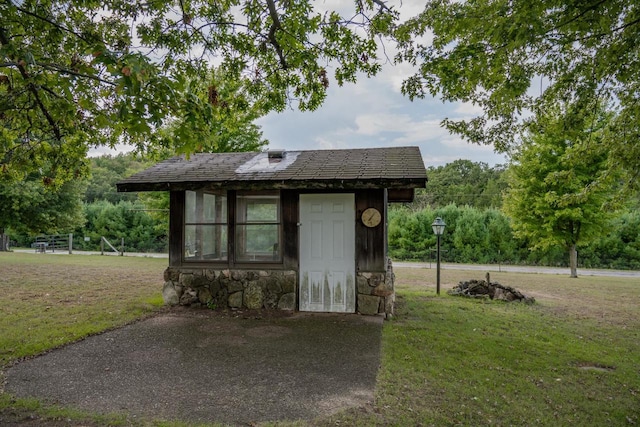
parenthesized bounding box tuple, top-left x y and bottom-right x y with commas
(117, 146, 427, 315)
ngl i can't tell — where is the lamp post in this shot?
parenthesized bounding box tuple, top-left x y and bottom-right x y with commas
(431, 217, 446, 295)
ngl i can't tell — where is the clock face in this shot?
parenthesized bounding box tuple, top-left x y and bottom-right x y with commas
(362, 207, 382, 228)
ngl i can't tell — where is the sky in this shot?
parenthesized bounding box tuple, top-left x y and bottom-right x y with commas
(89, 0, 508, 168)
(255, 66, 508, 168)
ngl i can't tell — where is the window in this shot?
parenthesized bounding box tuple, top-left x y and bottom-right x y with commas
(235, 192, 281, 262)
(184, 190, 227, 261)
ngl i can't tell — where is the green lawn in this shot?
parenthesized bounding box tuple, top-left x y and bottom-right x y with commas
(0, 252, 166, 367)
(1, 253, 639, 426)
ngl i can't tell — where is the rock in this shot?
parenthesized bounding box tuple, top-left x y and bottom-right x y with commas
(243, 283, 263, 309)
(198, 287, 212, 304)
(232, 270, 247, 281)
(164, 268, 180, 282)
(210, 279, 221, 297)
(372, 281, 394, 297)
(191, 274, 210, 289)
(180, 273, 194, 288)
(259, 276, 282, 294)
(281, 272, 296, 293)
(278, 293, 296, 311)
(179, 288, 198, 305)
(357, 275, 370, 295)
(226, 278, 244, 293)
(384, 294, 395, 318)
(264, 292, 279, 309)
(368, 273, 384, 287)
(228, 291, 243, 308)
(493, 287, 507, 301)
(358, 294, 381, 315)
(449, 278, 535, 303)
(162, 281, 179, 306)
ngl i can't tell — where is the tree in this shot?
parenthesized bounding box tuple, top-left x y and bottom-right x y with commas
(502, 106, 615, 277)
(396, 0, 640, 191)
(0, 170, 86, 248)
(85, 154, 150, 203)
(413, 160, 506, 209)
(1, 0, 395, 185)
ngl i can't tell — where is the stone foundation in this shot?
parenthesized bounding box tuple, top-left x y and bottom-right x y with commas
(163, 268, 297, 311)
(162, 259, 395, 316)
(356, 258, 395, 317)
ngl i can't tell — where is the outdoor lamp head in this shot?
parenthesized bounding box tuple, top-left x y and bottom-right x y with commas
(432, 217, 446, 236)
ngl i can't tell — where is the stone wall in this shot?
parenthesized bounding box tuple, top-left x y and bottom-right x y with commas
(162, 259, 395, 316)
(356, 258, 395, 317)
(163, 268, 297, 311)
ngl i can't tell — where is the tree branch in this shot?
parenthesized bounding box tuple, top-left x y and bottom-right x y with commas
(39, 63, 116, 86)
(0, 27, 62, 140)
(13, 5, 90, 43)
(372, 0, 392, 13)
(265, 0, 287, 69)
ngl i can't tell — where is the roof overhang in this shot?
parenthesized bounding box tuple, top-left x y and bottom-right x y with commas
(117, 147, 428, 194)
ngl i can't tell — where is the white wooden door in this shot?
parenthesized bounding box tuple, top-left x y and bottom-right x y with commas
(299, 193, 356, 313)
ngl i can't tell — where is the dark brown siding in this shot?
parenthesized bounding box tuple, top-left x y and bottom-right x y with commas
(169, 190, 184, 267)
(355, 189, 387, 272)
(281, 190, 299, 269)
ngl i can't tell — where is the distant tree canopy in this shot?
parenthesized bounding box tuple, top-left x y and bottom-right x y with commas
(413, 160, 506, 209)
(84, 154, 150, 204)
(0, 168, 86, 235)
(1, 0, 394, 185)
(396, 0, 640, 192)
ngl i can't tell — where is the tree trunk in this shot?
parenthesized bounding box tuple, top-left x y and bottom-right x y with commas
(569, 243, 578, 278)
(0, 232, 9, 251)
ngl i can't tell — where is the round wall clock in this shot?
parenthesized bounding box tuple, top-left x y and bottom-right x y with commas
(361, 207, 382, 228)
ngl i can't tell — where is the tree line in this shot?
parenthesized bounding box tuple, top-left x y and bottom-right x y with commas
(389, 206, 640, 270)
(6, 153, 639, 271)
(7, 154, 169, 253)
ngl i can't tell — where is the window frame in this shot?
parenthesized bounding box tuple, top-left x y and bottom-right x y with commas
(181, 189, 284, 266)
(183, 189, 228, 262)
(234, 191, 282, 263)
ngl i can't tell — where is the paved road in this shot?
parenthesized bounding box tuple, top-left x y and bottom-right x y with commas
(12, 248, 169, 258)
(393, 261, 640, 278)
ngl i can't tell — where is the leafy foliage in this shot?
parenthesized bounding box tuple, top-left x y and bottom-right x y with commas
(388, 205, 520, 264)
(0, 169, 86, 235)
(388, 204, 640, 270)
(413, 160, 506, 209)
(502, 106, 615, 275)
(1, 0, 395, 184)
(396, 0, 640, 190)
(85, 154, 150, 203)
(73, 200, 167, 253)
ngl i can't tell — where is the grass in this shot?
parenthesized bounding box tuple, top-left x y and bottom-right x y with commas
(0, 252, 165, 367)
(324, 268, 640, 426)
(1, 253, 639, 426)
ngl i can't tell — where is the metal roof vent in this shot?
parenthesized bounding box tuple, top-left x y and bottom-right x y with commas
(268, 149, 286, 163)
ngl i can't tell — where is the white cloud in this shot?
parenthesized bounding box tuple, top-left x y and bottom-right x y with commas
(453, 101, 485, 117)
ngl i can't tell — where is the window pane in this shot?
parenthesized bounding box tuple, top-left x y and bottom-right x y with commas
(184, 225, 227, 260)
(184, 189, 228, 262)
(235, 224, 281, 261)
(185, 190, 227, 224)
(235, 192, 281, 262)
(237, 195, 279, 223)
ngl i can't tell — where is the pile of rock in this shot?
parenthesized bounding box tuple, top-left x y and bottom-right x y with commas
(448, 273, 535, 303)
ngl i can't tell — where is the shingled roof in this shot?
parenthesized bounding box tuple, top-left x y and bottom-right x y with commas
(116, 146, 427, 192)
